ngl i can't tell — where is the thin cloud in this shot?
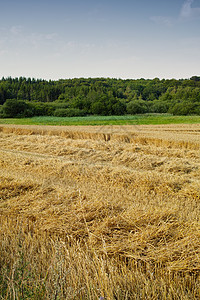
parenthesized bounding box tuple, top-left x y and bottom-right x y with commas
(150, 16, 174, 27)
(0, 49, 7, 56)
(45, 33, 57, 40)
(0, 26, 59, 58)
(180, 0, 200, 19)
(10, 25, 23, 35)
(151, 0, 200, 26)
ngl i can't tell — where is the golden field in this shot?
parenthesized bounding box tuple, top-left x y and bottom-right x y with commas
(0, 123, 200, 299)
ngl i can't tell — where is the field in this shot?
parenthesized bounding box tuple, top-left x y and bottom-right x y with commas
(0, 114, 200, 126)
(0, 123, 200, 299)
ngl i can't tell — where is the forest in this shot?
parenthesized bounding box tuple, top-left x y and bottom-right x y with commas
(0, 76, 200, 117)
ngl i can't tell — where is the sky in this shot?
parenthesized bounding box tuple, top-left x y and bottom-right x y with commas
(0, 0, 200, 80)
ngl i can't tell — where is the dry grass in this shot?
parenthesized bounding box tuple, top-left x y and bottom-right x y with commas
(0, 123, 200, 299)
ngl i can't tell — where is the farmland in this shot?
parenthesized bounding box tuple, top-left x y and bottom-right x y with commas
(0, 123, 200, 299)
(0, 114, 200, 126)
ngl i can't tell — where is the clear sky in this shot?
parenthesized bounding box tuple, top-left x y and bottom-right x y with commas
(0, 0, 200, 80)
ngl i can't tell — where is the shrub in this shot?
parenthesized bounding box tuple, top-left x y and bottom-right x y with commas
(0, 105, 3, 117)
(151, 101, 171, 113)
(110, 101, 126, 115)
(169, 102, 200, 115)
(2, 99, 34, 118)
(30, 102, 55, 116)
(127, 100, 148, 114)
(90, 102, 107, 115)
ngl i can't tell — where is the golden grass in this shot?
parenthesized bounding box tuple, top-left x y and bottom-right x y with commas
(0, 124, 200, 299)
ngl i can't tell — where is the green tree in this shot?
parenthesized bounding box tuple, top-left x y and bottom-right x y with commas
(91, 101, 107, 115)
(127, 100, 148, 114)
(2, 99, 34, 118)
(151, 101, 170, 113)
(169, 102, 200, 115)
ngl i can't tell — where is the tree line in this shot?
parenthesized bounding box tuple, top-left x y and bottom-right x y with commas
(0, 76, 200, 117)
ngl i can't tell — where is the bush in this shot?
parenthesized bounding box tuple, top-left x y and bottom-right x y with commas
(2, 99, 34, 118)
(29, 102, 54, 116)
(54, 108, 86, 117)
(90, 102, 107, 115)
(169, 102, 200, 115)
(127, 100, 148, 114)
(150, 101, 171, 113)
(110, 101, 126, 115)
(0, 105, 3, 117)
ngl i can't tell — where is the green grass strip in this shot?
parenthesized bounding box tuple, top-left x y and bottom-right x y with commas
(0, 114, 200, 126)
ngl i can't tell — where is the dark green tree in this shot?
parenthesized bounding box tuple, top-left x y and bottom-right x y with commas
(2, 99, 34, 118)
(127, 100, 148, 114)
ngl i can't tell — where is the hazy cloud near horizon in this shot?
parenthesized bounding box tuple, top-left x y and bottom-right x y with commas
(0, 0, 199, 80)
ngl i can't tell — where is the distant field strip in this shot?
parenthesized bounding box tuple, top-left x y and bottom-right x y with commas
(0, 123, 200, 299)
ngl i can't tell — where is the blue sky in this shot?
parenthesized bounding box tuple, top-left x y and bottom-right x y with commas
(0, 0, 200, 80)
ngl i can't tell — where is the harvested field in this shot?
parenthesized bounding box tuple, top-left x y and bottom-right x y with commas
(0, 123, 200, 299)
